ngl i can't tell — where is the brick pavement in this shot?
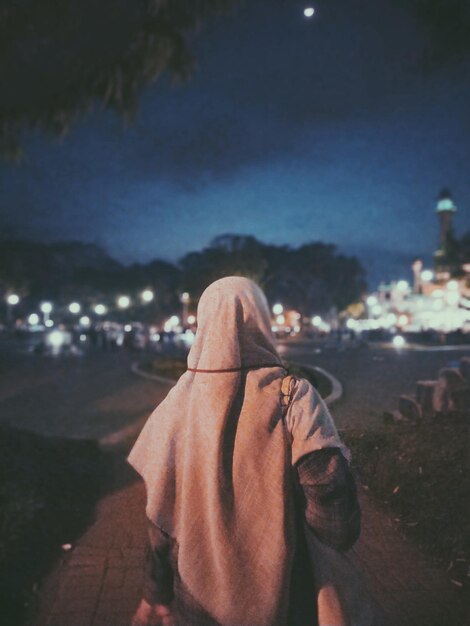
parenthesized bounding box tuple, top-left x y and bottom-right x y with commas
(34, 452, 469, 626)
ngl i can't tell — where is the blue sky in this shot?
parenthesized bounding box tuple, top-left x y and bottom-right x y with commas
(1, 0, 470, 287)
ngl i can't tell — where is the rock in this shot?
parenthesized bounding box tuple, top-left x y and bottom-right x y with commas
(416, 380, 438, 419)
(383, 409, 407, 424)
(449, 387, 470, 414)
(398, 395, 422, 421)
(434, 368, 468, 414)
(438, 368, 467, 392)
(459, 357, 470, 386)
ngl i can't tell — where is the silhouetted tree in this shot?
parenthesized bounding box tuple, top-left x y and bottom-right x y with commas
(392, 0, 470, 65)
(1, 235, 367, 323)
(0, 0, 239, 158)
(180, 234, 367, 314)
(180, 234, 268, 297)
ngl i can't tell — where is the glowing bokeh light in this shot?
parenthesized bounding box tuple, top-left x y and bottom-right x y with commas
(49, 330, 65, 347)
(7, 294, 20, 305)
(94, 304, 107, 315)
(421, 270, 433, 282)
(393, 335, 406, 348)
(142, 289, 154, 302)
(117, 295, 131, 309)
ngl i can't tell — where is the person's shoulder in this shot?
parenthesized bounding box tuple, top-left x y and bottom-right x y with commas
(291, 376, 320, 404)
(285, 377, 324, 430)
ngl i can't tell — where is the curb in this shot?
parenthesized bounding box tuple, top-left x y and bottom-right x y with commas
(130, 361, 177, 385)
(299, 363, 343, 406)
(130, 360, 343, 406)
(374, 342, 470, 353)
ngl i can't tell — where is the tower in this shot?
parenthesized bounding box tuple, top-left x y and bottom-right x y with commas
(434, 188, 457, 276)
(436, 188, 457, 250)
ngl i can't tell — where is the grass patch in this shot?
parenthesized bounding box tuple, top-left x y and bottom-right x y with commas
(145, 357, 188, 381)
(0, 426, 110, 624)
(342, 421, 470, 564)
(285, 362, 332, 399)
(144, 358, 332, 399)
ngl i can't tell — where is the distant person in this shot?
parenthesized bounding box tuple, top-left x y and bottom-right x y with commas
(128, 277, 361, 626)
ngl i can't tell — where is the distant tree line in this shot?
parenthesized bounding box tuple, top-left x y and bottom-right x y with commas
(0, 235, 369, 323)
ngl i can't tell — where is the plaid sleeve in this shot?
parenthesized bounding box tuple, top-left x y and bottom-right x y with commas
(143, 519, 175, 605)
(296, 447, 361, 552)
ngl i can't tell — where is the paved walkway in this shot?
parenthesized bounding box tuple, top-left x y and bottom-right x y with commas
(34, 451, 469, 626)
(33, 355, 469, 626)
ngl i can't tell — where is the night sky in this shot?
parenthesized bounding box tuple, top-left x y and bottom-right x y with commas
(1, 0, 470, 288)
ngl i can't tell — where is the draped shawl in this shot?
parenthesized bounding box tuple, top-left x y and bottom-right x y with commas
(128, 276, 347, 626)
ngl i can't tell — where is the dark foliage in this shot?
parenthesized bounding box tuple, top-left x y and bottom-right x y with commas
(393, 0, 470, 66)
(0, 238, 182, 321)
(1, 234, 367, 321)
(0, 0, 238, 158)
(0, 425, 110, 624)
(343, 421, 470, 564)
(180, 234, 367, 314)
(2, 1, 470, 158)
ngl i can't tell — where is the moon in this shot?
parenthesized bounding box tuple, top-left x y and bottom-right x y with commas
(304, 7, 315, 18)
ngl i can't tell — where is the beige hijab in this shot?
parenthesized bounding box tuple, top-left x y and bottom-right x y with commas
(128, 277, 346, 626)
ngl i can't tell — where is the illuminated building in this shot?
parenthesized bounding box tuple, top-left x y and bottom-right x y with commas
(355, 189, 470, 335)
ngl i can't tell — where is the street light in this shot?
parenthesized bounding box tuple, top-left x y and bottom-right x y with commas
(69, 302, 81, 314)
(40, 301, 53, 323)
(7, 294, 20, 305)
(28, 313, 40, 326)
(5, 293, 20, 326)
(272, 303, 283, 315)
(180, 292, 190, 326)
(164, 315, 180, 332)
(117, 295, 131, 309)
(141, 289, 154, 303)
(393, 335, 406, 349)
(94, 304, 107, 315)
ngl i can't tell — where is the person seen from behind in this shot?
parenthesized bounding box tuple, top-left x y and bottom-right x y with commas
(129, 276, 361, 626)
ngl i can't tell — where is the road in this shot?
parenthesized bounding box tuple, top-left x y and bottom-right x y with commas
(0, 341, 171, 439)
(1, 334, 469, 439)
(279, 339, 469, 429)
